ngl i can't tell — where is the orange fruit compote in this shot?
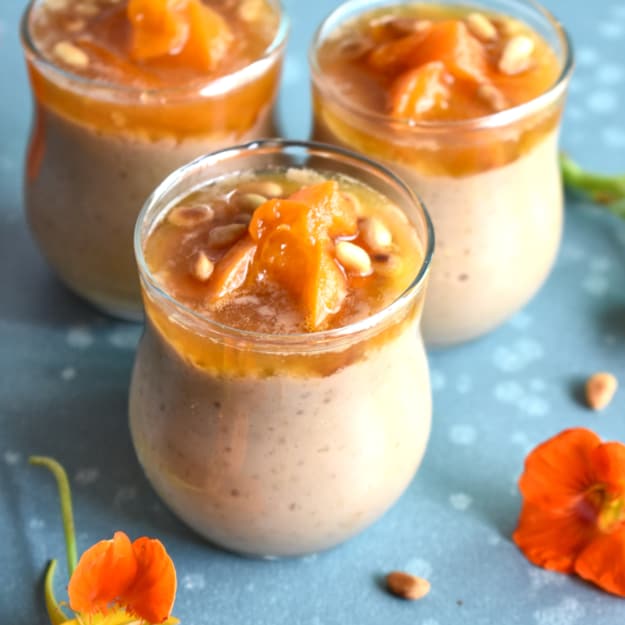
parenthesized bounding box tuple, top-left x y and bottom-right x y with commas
(312, 3, 565, 176)
(143, 169, 426, 376)
(24, 0, 283, 138)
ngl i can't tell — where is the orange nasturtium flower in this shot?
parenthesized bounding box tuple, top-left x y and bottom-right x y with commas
(512, 428, 625, 597)
(30, 457, 178, 625)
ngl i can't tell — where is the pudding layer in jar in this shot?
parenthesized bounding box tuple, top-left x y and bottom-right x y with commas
(310, 0, 572, 345)
(21, 0, 287, 319)
(129, 141, 433, 556)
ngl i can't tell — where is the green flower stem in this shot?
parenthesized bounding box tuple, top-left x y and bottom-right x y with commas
(30, 456, 78, 576)
(44, 560, 70, 625)
(560, 153, 625, 220)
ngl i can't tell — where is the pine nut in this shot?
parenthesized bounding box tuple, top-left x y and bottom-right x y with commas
(340, 191, 364, 217)
(208, 223, 247, 248)
(372, 252, 403, 277)
(53, 41, 89, 68)
(232, 212, 252, 225)
(386, 572, 431, 601)
(585, 372, 618, 410)
(167, 204, 215, 228)
(232, 192, 267, 213)
(238, 0, 263, 21)
(389, 18, 432, 35)
(44, 0, 68, 10)
(75, 2, 100, 16)
(65, 19, 86, 32)
(338, 36, 374, 59)
(361, 217, 393, 252)
(499, 35, 535, 75)
(335, 241, 372, 276)
(238, 180, 283, 198)
(477, 83, 508, 112)
(466, 12, 497, 41)
(192, 252, 214, 282)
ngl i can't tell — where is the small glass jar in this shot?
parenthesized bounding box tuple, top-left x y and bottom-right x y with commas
(310, 0, 573, 346)
(20, 0, 288, 320)
(129, 140, 434, 557)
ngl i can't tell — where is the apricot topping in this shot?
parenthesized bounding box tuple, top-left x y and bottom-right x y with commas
(127, 0, 233, 71)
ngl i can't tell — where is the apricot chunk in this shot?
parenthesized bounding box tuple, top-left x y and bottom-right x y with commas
(290, 181, 358, 238)
(247, 182, 355, 329)
(406, 20, 487, 83)
(127, 0, 189, 61)
(176, 0, 234, 72)
(127, 0, 232, 71)
(207, 236, 256, 304)
(389, 61, 449, 119)
(303, 244, 347, 330)
(368, 20, 486, 84)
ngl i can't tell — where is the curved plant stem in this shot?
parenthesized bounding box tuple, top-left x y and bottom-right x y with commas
(560, 153, 625, 220)
(30, 456, 78, 576)
(44, 560, 70, 625)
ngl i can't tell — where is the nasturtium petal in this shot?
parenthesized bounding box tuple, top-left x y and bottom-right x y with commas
(121, 537, 177, 624)
(68, 531, 138, 615)
(575, 526, 625, 597)
(518, 428, 601, 512)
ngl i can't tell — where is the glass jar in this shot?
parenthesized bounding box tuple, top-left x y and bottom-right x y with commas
(20, 0, 288, 320)
(129, 140, 434, 557)
(310, 0, 573, 346)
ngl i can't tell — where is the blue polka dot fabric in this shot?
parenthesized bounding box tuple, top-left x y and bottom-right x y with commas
(1, 1, 624, 624)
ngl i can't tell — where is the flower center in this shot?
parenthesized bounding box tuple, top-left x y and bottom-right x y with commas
(598, 495, 625, 533)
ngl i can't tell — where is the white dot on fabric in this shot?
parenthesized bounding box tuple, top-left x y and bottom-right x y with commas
(534, 597, 586, 625)
(67, 325, 94, 349)
(586, 91, 619, 114)
(108, 326, 141, 350)
(61, 366, 76, 381)
(456, 374, 472, 394)
(582, 274, 610, 297)
(565, 106, 583, 121)
(181, 573, 206, 591)
(518, 395, 550, 418)
(590, 256, 611, 272)
(75, 467, 100, 486)
(449, 493, 473, 511)
(430, 369, 446, 392)
(596, 64, 625, 85)
(598, 22, 624, 39)
(282, 57, 302, 86)
(529, 568, 566, 590)
(560, 244, 586, 262)
(529, 378, 547, 393)
(113, 486, 137, 508)
(4, 451, 21, 465)
(575, 47, 599, 66)
(29, 518, 45, 530)
(449, 425, 477, 446)
(602, 127, 625, 148)
(508, 311, 533, 330)
(494, 380, 525, 403)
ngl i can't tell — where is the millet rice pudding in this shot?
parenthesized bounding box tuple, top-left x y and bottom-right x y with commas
(21, 0, 286, 319)
(311, 0, 572, 345)
(129, 145, 433, 556)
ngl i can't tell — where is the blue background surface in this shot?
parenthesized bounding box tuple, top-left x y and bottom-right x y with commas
(1, 1, 625, 623)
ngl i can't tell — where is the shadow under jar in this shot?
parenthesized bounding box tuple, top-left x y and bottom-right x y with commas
(129, 140, 434, 557)
(21, 0, 288, 320)
(310, 0, 573, 346)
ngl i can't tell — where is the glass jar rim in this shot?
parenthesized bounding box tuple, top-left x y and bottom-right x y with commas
(308, 0, 574, 132)
(134, 139, 435, 348)
(20, 0, 289, 99)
